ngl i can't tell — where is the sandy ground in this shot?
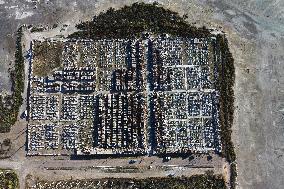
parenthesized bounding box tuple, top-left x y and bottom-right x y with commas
(0, 0, 284, 189)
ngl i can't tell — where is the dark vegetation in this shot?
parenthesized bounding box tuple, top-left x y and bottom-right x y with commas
(0, 169, 19, 189)
(215, 34, 237, 189)
(30, 26, 44, 33)
(0, 139, 12, 159)
(0, 27, 24, 133)
(230, 162, 237, 189)
(215, 34, 236, 163)
(68, 2, 211, 39)
(32, 174, 226, 189)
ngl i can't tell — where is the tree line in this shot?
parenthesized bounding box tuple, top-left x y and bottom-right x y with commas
(68, 2, 211, 40)
(0, 27, 25, 133)
(215, 34, 237, 189)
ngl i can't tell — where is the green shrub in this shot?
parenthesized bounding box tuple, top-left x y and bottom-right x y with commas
(0, 169, 19, 189)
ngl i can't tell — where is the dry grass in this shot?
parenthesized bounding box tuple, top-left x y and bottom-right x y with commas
(32, 40, 63, 77)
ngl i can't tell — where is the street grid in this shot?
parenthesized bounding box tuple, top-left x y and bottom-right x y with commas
(27, 36, 222, 156)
